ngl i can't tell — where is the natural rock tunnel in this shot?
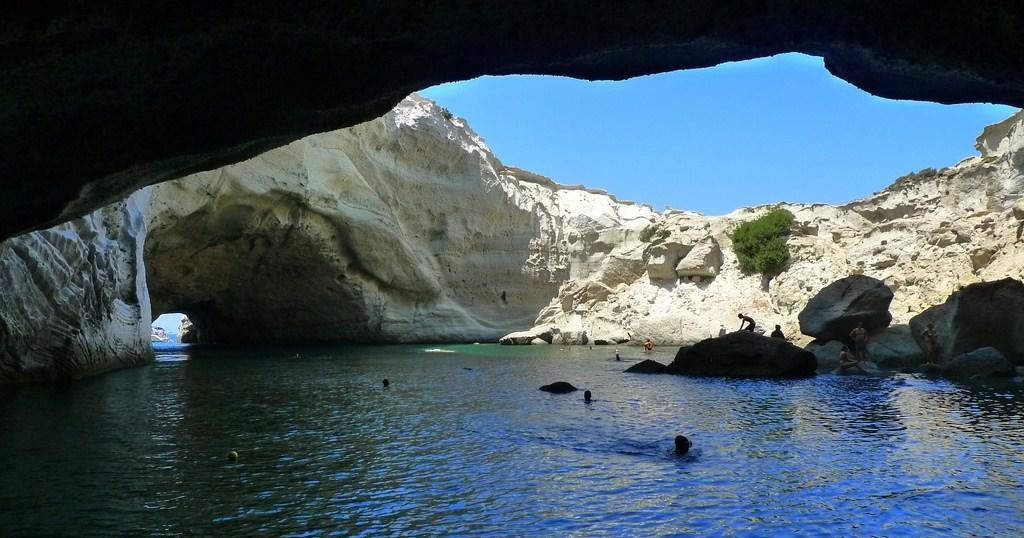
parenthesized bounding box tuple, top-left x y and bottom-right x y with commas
(3, 2, 1024, 239)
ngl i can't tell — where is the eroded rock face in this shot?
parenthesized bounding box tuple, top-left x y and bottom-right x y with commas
(909, 278, 1024, 364)
(798, 275, 894, 341)
(0, 192, 152, 382)
(667, 331, 817, 378)
(144, 96, 592, 345)
(4, 3, 1024, 241)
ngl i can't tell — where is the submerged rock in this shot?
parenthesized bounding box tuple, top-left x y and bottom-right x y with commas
(941, 347, 1016, 379)
(910, 278, 1024, 364)
(798, 275, 894, 341)
(539, 381, 578, 394)
(666, 331, 817, 378)
(624, 359, 667, 374)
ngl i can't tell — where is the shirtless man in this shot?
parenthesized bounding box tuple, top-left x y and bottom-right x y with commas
(920, 322, 940, 365)
(838, 345, 866, 374)
(849, 321, 868, 361)
(642, 338, 654, 352)
(737, 313, 756, 332)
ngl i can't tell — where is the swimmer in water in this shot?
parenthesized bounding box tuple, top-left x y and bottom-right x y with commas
(674, 435, 692, 455)
(584, 390, 592, 403)
(382, 379, 390, 388)
(615, 349, 621, 361)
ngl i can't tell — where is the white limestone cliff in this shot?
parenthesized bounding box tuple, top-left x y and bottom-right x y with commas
(0, 191, 152, 382)
(0, 96, 1022, 381)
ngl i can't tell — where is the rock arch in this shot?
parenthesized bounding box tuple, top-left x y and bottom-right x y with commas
(3, 2, 1024, 238)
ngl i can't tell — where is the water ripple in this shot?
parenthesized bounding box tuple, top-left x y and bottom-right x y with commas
(1, 345, 1022, 536)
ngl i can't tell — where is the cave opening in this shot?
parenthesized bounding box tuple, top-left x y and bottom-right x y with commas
(151, 311, 209, 345)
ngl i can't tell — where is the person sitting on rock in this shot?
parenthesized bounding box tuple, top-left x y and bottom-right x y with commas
(849, 321, 869, 361)
(839, 345, 866, 374)
(718, 324, 727, 337)
(770, 324, 786, 340)
(643, 338, 654, 352)
(920, 322, 940, 365)
(738, 313, 756, 332)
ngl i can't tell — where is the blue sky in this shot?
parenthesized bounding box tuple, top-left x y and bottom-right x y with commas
(421, 53, 1017, 215)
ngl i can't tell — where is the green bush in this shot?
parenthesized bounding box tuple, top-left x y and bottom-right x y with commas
(639, 224, 670, 243)
(731, 208, 794, 275)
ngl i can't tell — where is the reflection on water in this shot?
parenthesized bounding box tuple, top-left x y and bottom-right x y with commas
(1, 345, 1022, 536)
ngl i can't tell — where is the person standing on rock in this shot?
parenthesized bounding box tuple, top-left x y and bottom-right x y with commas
(738, 313, 756, 332)
(849, 322, 869, 361)
(718, 324, 727, 337)
(920, 322, 940, 365)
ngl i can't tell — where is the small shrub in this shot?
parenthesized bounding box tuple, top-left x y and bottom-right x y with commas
(732, 208, 794, 275)
(639, 224, 657, 242)
(440, 107, 454, 121)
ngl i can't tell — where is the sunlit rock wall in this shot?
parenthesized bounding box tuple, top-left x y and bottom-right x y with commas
(0, 192, 152, 382)
(143, 96, 655, 344)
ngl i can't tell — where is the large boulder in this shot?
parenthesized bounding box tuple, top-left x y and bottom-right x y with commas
(909, 278, 1024, 364)
(864, 325, 925, 369)
(666, 331, 817, 378)
(941, 347, 1016, 379)
(499, 326, 555, 345)
(804, 340, 845, 371)
(674, 240, 723, 280)
(625, 359, 667, 374)
(798, 275, 894, 341)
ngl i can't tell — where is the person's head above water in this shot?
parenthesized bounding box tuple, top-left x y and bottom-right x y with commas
(674, 435, 691, 454)
(584, 390, 592, 402)
(382, 379, 390, 387)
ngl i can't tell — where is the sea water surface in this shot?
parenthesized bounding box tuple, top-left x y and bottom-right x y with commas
(1, 344, 1022, 536)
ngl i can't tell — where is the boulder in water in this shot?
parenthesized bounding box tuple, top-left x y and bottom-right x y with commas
(666, 331, 817, 378)
(499, 326, 555, 345)
(539, 381, 578, 393)
(909, 278, 1024, 364)
(804, 339, 845, 371)
(864, 324, 925, 369)
(625, 359, 667, 374)
(798, 275, 894, 341)
(941, 347, 1016, 379)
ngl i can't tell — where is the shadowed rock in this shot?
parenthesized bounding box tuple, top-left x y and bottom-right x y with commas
(865, 325, 925, 369)
(942, 347, 1016, 379)
(625, 359, 667, 374)
(799, 275, 894, 341)
(667, 331, 817, 378)
(910, 278, 1024, 364)
(539, 381, 578, 394)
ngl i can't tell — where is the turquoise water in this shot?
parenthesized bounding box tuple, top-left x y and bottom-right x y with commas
(1, 343, 1022, 536)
